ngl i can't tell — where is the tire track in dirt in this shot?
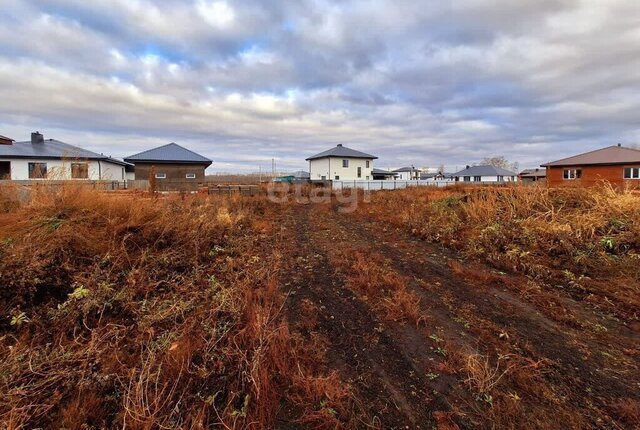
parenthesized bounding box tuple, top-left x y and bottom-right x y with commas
(329, 207, 640, 427)
(279, 205, 445, 429)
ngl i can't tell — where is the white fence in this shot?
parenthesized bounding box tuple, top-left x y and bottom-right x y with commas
(331, 180, 455, 190)
(331, 180, 514, 190)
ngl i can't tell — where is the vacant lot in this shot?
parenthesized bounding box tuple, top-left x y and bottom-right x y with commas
(0, 184, 638, 429)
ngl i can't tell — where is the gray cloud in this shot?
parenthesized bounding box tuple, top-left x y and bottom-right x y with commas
(0, 0, 639, 173)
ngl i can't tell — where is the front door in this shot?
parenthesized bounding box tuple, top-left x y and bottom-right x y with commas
(0, 161, 10, 179)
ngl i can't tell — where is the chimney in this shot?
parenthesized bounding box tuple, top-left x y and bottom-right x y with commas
(337, 144, 343, 147)
(31, 131, 44, 144)
(466, 165, 470, 169)
(617, 143, 622, 147)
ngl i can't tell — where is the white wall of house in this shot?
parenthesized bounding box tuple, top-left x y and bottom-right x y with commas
(456, 175, 518, 183)
(309, 157, 374, 181)
(395, 171, 420, 180)
(0, 158, 125, 180)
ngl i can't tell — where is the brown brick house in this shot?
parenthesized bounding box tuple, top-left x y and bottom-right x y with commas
(542, 144, 640, 188)
(124, 143, 212, 190)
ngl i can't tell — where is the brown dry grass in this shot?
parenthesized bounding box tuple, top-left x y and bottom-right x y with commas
(362, 184, 640, 322)
(0, 184, 349, 429)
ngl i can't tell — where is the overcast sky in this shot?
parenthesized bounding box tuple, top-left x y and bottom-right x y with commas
(1, 0, 639, 173)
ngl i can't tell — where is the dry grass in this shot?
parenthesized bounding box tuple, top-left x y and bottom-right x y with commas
(362, 184, 640, 322)
(0, 184, 349, 428)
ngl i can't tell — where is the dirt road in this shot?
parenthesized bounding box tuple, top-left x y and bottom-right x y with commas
(276, 202, 640, 429)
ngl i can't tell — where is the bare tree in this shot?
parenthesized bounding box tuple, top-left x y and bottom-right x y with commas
(480, 156, 519, 172)
(437, 164, 445, 174)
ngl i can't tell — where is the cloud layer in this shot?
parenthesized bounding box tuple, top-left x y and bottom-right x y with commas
(1, 0, 639, 172)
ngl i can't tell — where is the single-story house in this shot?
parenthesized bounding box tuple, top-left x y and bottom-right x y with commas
(274, 170, 310, 183)
(291, 170, 310, 180)
(0, 132, 127, 180)
(372, 168, 398, 180)
(124, 143, 212, 183)
(452, 165, 518, 183)
(420, 172, 455, 181)
(541, 144, 640, 188)
(306, 144, 377, 181)
(393, 166, 421, 180)
(519, 168, 546, 183)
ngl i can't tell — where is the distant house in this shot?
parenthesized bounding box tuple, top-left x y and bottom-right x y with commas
(393, 166, 421, 180)
(306, 144, 377, 181)
(274, 170, 310, 183)
(291, 170, 310, 180)
(0, 135, 14, 146)
(519, 168, 546, 183)
(421, 172, 455, 182)
(372, 168, 398, 180)
(124, 143, 212, 183)
(541, 144, 640, 188)
(452, 165, 518, 183)
(0, 132, 127, 181)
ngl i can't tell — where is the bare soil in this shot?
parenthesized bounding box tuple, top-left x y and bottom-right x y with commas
(275, 201, 640, 429)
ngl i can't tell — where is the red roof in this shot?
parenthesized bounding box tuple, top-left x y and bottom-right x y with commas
(542, 145, 640, 167)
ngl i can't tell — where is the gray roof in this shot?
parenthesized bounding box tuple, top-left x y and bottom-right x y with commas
(0, 139, 127, 166)
(372, 168, 397, 176)
(541, 145, 640, 167)
(306, 144, 377, 161)
(124, 143, 212, 165)
(291, 170, 310, 178)
(452, 165, 517, 177)
(519, 168, 546, 177)
(393, 166, 420, 172)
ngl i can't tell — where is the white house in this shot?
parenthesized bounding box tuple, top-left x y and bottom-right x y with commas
(452, 165, 518, 183)
(0, 132, 128, 181)
(393, 166, 421, 180)
(306, 144, 377, 181)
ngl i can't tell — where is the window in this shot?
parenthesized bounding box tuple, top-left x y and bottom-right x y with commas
(357, 167, 362, 178)
(185, 173, 196, 179)
(71, 162, 88, 179)
(155, 172, 167, 179)
(342, 159, 349, 168)
(624, 167, 640, 179)
(28, 162, 47, 179)
(463, 176, 471, 182)
(335, 175, 340, 180)
(366, 160, 370, 168)
(497, 175, 504, 182)
(474, 176, 482, 182)
(365, 176, 369, 180)
(563, 169, 582, 180)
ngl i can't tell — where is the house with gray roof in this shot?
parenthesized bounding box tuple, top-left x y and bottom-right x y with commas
(392, 166, 421, 180)
(305, 144, 377, 181)
(0, 132, 127, 180)
(124, 143, 212, 185)
(452, 165, 518, 183)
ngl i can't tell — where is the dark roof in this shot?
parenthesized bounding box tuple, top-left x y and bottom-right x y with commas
(541, 145, 640, 167)
(372, 168, 397, 176)
(452, 165, 517, 177)
(291, 170, 310, 178)
(0, 138, 127, 166)
(393, 166, 420, 172)
(306, 144, 377, 161)
(519, 168, 546, 177)
(124, 143, 212, 165)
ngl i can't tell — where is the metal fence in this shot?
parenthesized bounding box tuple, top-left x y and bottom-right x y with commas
(0, 180, 127, 190)
(331, 180, 513, 190)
